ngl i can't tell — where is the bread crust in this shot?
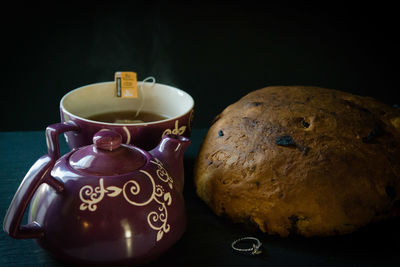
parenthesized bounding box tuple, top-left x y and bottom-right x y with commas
(194, 86, 400, 236)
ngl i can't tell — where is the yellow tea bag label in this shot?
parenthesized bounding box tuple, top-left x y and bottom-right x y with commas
(115, 71, 138, 98)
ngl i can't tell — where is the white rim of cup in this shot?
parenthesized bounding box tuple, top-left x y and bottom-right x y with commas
(60, 81, 195, 127)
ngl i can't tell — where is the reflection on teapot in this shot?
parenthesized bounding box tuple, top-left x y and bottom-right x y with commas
(3, 122, 190, 265)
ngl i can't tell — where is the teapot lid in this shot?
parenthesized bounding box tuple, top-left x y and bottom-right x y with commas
(69, 130, 147, 176)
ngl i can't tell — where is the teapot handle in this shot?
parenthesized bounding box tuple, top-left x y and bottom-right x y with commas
(46, 121, 80, 160)
(3, 122, 79, 239)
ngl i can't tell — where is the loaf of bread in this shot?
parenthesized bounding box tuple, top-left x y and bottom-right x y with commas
(194, 86, 400, 236)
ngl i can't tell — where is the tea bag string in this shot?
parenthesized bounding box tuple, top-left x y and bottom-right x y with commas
(135, 76, 156, 118)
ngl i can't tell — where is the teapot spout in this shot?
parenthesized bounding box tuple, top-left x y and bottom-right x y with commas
(149, 134, 190, 192)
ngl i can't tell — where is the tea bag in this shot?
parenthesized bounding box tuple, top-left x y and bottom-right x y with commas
(114, 119, 145, 123)
(113, 75, 156, 124)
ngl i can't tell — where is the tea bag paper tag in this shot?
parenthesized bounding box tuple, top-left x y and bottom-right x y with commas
(115, 71, 138, 98)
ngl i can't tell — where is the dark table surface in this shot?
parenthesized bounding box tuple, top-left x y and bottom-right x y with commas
(1, 129, 400, 266)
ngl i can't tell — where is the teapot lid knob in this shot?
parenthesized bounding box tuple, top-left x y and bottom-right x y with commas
(93, 130, 122, 151)
(70, 129, 147, 175)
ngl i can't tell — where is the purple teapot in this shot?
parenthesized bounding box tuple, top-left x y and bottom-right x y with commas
(3, 121, 190, 265)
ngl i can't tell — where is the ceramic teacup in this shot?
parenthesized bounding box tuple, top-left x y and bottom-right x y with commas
(56, 81, 194, 150)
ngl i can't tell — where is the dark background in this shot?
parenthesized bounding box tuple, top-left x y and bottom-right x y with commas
(0, 1, 398, 131)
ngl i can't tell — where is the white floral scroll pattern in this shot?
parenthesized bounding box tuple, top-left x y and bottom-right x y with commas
(148, 184, 172, 241)
(79, 160, 174, 242)
(150, 158, 173, 189)
(162, 120, 186, 137)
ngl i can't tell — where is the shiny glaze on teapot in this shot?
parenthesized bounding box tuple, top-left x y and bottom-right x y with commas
(3, 122, 190, 265)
